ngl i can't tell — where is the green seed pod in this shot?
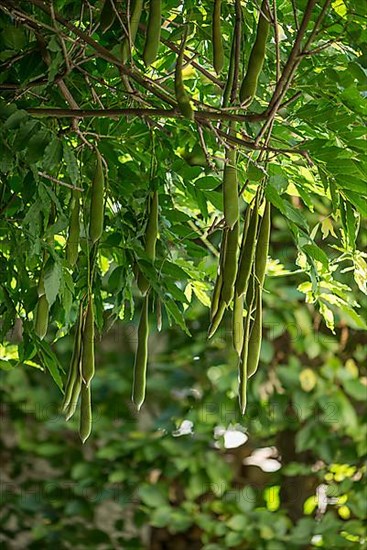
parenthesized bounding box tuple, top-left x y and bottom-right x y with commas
(34, 294, 49, 340)
(223, 147, 238, 229)
(210, 271, 223, 322)
(65, 374, 82, 421)
(221, 222, 239, 305)
(240, 201, 252, 249)
(247, 285, 262, 378)
(210, 230, 227, 321)
(38, 273, 45, 297)
(62, 305, 83, 412)
(222, 22, 237, 108)
(239, 0, 270, 105)
(232, 293, 244, 356)
(137, 190, 159, 295)
(143, 0, 161, 66)
(121, 0, 144, 63)
(238, 305, 252, 414)
(79, 382, 92, 443)
(255, 199, 271, 287)
(245, 271, 255, 311)
(212, 0, 224, 75)
(175, 39, 194, 120)
(145, 190, 159, 260)
(81, 296, 95, 387)
(235, 196, 259, 298)
(89, 150, 104, 244)
(156, 297, 162, 332)
(66, 190, 80, 266)
(207, 299, 226, 339)
(132, 294, 149, 410)
(100, 0, 116, 32)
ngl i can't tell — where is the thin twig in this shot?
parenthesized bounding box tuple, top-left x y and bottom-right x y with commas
(20, 0, 176, 107)
(272, 0, 281, 83)
(256, 0, 328, 144)
(38, 171, 84, 191)
(291, 0, 299, 30)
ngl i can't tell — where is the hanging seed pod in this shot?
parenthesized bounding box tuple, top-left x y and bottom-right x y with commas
(137, 190, 159, 295)
(175, 35, 194, 120)
(210, 271, 223, 322)
(89, 150, 104, 245)
(239, 0, 270, 105)
(246, 200, 271, 378)
(235, 194, 259, 298)
(132, 293, 149, 410)
(62, 304, 84, 413)
(143, 0, 161, 66)
(81, 296, 95, 387)
(232, 293, 244, 355)
(247, 285, 262, 378)
(223, 147, 238, 230)
(255, 199, 271, 286)
(212, 0, 224, 74)
(238, 306, 251, 414)
(238, 274, 256, 413)
(208, 300, 226, 340)
(65, 375, 82, 421)
(121, 0, 144, 62)
(221, 222, 239, 305)
(156, 296, 162, 332)
(79, 382, 92, 443)
(210, 229, 228, 321)
(34, 294, 49, 340)
(66, 190, 80, 266)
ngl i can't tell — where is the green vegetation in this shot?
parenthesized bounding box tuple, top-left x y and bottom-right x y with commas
(0, 0, 366, 547)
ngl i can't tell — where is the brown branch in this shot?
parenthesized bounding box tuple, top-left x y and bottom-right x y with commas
(20, 0, 176, 107)
(25, 107, 266, 122)
(215, 127, 309, 158)
(256, 0, 331, 143)
(272, 0, 281, 82)
(267, 0, 318, 113)
(291, 0, 299, 31)
(302, 0, 333, 51)
(38, 171, 84, 191)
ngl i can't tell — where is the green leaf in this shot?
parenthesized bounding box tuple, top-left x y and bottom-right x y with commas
(303, 243, 329, 268)
(35, 340, 63, 390)
(44, 260, 61, 307)
(2, 26, 26, 50)
(42, 138, 63, 171)
(4, 109, 28, 130)
(340, 199, 357, 250)
(342, 190, 367, 217)
(139, 484, 168, 508)
(266, 184, 309, 230)
(343, 379, 367, 402)
(26, 130, 51, 163)
(164, 299, 190, 335)
(63, 143, 79, 182)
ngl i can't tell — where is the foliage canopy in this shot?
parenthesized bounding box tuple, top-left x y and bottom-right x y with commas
(0, 0, 366, 430)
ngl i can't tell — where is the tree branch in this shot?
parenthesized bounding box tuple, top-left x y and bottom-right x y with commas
(26, 107, 266, 123)
(38, 171, 84, 191)
(256, 0, 331, 143)
(17, 0, 176, 107)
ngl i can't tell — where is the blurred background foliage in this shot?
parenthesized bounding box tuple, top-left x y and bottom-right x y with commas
(1, 208, 366, 549)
